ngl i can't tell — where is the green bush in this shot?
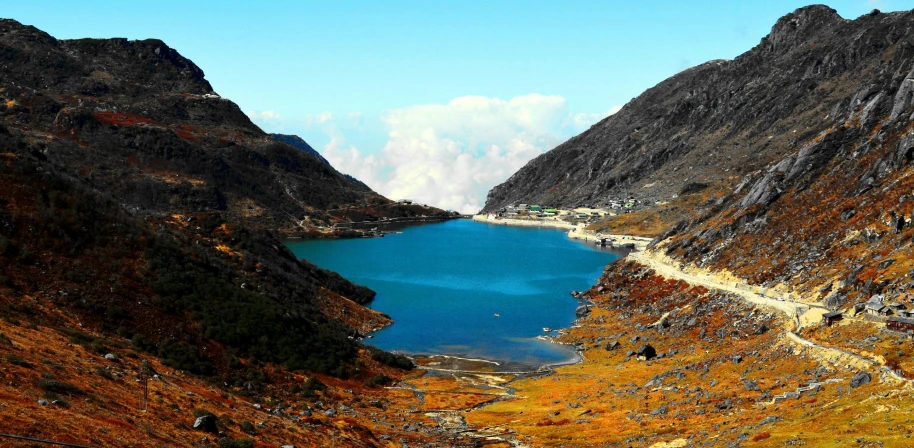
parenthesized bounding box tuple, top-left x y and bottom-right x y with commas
(5, 354, 31, 368)
(369, 348, 414, 370)
(218, 438, 254, 448)
(34, 379, 84, 396)
(364, 373, 392, 388)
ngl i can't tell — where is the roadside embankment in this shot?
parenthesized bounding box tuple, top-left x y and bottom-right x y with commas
(472, 214, 652, 250)
(471, 213, 575, 229)
(566, 225, 652, 251)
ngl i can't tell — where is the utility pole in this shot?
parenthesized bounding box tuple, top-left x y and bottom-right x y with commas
(138, 371, 150, 412)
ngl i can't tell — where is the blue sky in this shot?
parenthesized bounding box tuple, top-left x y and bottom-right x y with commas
(6, 1, 909, 211)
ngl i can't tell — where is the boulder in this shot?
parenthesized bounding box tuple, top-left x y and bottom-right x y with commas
(575, 305, 591, 318)
(193, 415, 218, 434)
(104, 353, 118, 360)
(636, 345, 657, 361)
(850, 372, 871, 388)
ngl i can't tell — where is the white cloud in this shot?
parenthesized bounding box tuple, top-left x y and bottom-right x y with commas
(303, 111, 334, 128)
(570, 104, 623, 131)
(319, 94, 618, 214)
(246, 110, 283, 129)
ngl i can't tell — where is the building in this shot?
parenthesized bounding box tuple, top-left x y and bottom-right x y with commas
(864, 301, 890, 316)
(887, 317, 914, 333)
(821, 312, 843, 327)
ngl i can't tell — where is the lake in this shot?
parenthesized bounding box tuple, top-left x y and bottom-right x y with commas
(286, 219, 621, 369)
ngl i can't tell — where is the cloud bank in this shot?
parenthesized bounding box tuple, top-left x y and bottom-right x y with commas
(251, 95, 622, 214)
(321, 94, 620, 213)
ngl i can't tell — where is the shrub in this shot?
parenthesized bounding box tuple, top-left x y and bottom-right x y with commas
(240, 420, 255, 434)
(295, 376, 327, 399)
(364, 373, 392, 388)
(369, 348, 414, 370)
(93, 366, 114, 380)
(218, 438, 254, 448)
(6, 354, 32, 368)
(34, 379, 84, 396)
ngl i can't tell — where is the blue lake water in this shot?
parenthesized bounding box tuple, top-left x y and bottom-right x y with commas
(286, 219, 620, 368)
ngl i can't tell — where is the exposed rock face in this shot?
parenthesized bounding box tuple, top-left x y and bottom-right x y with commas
(483, 7, 914, 212)
(0, 19, 435, 377)
(850, 372, 871, 388)
(0, 19, 448, 236)
(271, 133, 369, 188)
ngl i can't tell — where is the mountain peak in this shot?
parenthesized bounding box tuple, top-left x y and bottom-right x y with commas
(764, 5, 844, 50)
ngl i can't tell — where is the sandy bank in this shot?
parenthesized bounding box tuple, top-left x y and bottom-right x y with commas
(471, 214, 652, 250)
(471, 213, 575, 230)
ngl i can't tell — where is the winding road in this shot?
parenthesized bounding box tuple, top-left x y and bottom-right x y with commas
(628, 250, 910, 383)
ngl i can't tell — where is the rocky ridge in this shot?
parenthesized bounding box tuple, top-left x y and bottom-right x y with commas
(484, 6, 914, 215)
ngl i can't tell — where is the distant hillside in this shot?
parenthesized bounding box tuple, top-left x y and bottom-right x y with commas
(484, 7, 914, 213)
(271, 132, 369, 188)
(485, 6, 914, 308)
(270, 133, 329, 164)
(0, 17, 449, 381)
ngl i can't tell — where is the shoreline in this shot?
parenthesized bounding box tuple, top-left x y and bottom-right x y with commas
(471, 213, 653, 251)
(410, 348, 584, 375)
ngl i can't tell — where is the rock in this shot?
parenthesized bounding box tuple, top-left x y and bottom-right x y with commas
(104, 353, 118, 360)
(38, 399, 49, 406)
(575, 305, 591, 318)
(193, 415, 218, 434)
(753, 324, 769, 335)
(760, 415, 780, 426)
(324, 409, 337, 417)
(636, 345, 657, 361)
(850, 372, 871, 388)
(605, 341, 620, 351)
(649, 405, 667, 416)
(732, 354, 743, 364)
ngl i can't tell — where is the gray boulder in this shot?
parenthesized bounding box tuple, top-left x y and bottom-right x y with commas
(193, 415, 218, 434)
(850, 372, 871, 388)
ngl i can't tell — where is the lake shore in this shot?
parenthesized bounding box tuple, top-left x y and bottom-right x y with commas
(471, 213, 652, 251)
(411, 347, 583, 375)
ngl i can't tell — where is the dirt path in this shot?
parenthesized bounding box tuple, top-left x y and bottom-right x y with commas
(628, 250, 911, 383)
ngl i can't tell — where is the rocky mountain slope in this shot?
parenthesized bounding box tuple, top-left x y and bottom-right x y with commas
(0, 17, 457, 394)
(484, 6, 914, 307)
(484, 6, 914, 213)
(271, 133, 369, 189)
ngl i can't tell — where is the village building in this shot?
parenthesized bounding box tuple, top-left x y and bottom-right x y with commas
(887, 317, 914, 333)
(865, 302, 892, 316)
(821, 312, 843, 327)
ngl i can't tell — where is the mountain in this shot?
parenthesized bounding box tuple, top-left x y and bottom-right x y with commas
(485, 5, 914, 307)
(484, 6, 912, 213)
(270, 133, 328, 164)
(0, 17, 454, 382)
(270, 132, 369, 188)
